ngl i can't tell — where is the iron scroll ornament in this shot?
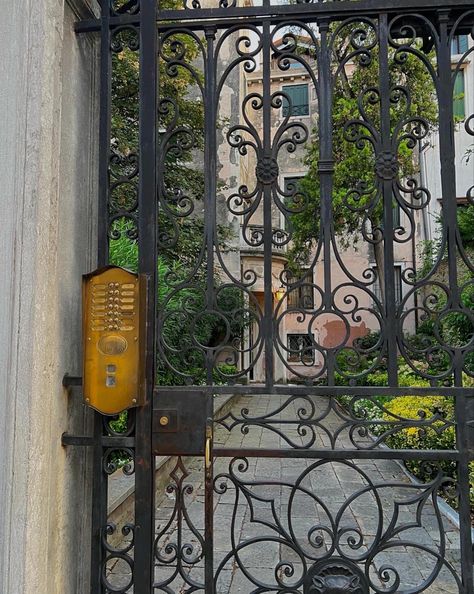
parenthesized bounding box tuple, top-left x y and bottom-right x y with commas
(213, 457, 462, 593)
(305, 558, 369, 594)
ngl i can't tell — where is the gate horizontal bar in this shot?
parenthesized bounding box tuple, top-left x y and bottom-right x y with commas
(160, 384, 474, 397)
(61, 433, 135, 448)
(156, 0, 474, 26)
(62, 374, 82, 388)
(75, 0, 474, 32)
(213, 447, 463, 460)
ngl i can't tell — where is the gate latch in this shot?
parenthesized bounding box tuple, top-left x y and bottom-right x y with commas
(153, 390, 207, 456)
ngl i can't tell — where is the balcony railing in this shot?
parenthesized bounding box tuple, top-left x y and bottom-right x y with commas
(240, 224, 289, 254)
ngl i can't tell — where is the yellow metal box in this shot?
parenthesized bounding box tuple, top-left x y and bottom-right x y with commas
(82, 266, 146, 415)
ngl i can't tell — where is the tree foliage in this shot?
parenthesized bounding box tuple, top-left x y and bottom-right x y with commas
(288, 39, 439, 276)
(109, 221, 243, 385)
(457, 203, 474, 247)
(109, 24, 206, 211)
(108, 14, 242, 385)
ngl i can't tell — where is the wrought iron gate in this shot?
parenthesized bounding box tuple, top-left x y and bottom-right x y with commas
(72, 0, 474, 591)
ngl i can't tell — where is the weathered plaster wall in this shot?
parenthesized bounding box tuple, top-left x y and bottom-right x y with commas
(0, 1, 99, 592)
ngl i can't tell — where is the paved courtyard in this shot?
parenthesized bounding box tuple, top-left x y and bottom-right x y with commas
(109, 394, 466, 593)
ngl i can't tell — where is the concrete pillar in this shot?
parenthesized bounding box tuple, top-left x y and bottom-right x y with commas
(0, 1, 99, 592)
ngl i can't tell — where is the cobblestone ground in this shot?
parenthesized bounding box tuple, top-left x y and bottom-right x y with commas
(108, 394, 466, 593)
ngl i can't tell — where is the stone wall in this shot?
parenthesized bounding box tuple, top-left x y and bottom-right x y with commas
(0, 1, 99, 592)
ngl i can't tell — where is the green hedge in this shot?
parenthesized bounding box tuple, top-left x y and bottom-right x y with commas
(338, 372, 474, 514)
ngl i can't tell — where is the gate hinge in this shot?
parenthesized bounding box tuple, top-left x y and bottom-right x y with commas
(61, 432, 135, 448)
(63, 374, 83, 388)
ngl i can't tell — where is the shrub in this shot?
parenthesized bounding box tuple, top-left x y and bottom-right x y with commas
(382, 395, 473, 510)
(109, 222, 244, 385)
(335, 350, 371, 377)
(457, 204, 474, 248)
(353, 330, 381, 351)
(364, 371, 388, 386)
(156, 363, 238, 386)
(213, 363, 239, 382)
(109, 410, 128, 433)
(335, 333, 383, 379)
(382, 396, 455, 448)
(338, 390, 474, 512)
(338, 395, 392, 429)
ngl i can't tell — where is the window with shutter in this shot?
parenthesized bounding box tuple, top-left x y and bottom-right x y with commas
(287, 334, 314, 363)
(287, 268, 314, 309)
(282, 84, 309, 117)
(451, 35, 469, 55)
(453, 70, 465, 119)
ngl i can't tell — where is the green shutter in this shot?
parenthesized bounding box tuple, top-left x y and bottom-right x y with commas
(451, 35, 469, 55)
(453, 70, 465, 119)
(282, 89, 290, 117)
(282, 84, 309, 117)
(459, 35, 468, 54)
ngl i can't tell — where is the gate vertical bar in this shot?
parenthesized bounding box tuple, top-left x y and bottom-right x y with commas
(317, 19, 335, 384)
(91, 2, 111, 592)
(262, 17, 274, 390)
(135, 0, 157, 591)
(438, 11, 474, 591)
(378, 13, 398, 385)
(204, 25, 216, 594)
(456, 393, 474, 591)
(97, 0, 111, 263)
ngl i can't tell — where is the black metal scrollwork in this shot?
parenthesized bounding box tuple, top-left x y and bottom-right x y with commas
(216, 394, 455, 450)
(101, 523, 135, 593)
(154, 458, 205, 591)
(214, 458, 461, 594)
(92, 3, 474, 592)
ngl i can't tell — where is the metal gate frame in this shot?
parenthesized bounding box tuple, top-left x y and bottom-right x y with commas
(68, 0, 474, 592)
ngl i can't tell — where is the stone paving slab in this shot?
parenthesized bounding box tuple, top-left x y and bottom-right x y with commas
(107, 394, 467, 593)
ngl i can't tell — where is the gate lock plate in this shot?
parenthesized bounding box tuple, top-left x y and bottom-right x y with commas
(153, 391, 207, 456)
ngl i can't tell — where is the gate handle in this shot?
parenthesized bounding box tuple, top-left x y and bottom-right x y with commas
(205, 424, 213, 481)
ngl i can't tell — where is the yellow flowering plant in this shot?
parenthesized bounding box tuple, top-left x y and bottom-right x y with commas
(382, 395, 473, 510)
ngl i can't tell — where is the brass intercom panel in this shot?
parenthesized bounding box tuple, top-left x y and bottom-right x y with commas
(82, 266, 146, 415)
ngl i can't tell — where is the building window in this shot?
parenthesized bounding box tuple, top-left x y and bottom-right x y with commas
(287, 333, 314, 363)
(287, 268, 314, 309)
(453, 70, 465, 119)
(451, 35, 469, 55)
(282, 84, 309, 117)
(373, 265, 403, 306)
